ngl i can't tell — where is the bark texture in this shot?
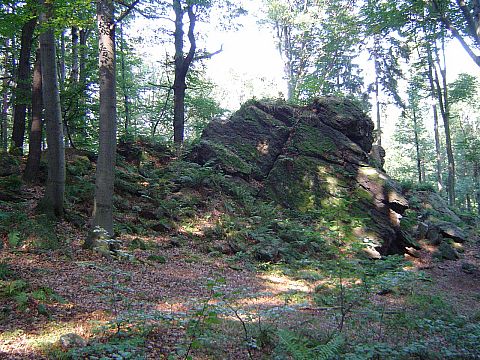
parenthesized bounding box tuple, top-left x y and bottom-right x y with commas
(173, 0, 196, 146)
(39, 0, 65, 217)
(11, 17, 36, 154)
(24, 49, 43, 182)
(89, 0, 117, 246)
(1, 39, 9, 151)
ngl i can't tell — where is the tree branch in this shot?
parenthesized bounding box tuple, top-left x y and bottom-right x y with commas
(432, 0, 480, 67)
(115, 0, 141, 26)
(193, 45, 223, 61)
(456, 0, 478, 40)
(183, 4, 197, 74)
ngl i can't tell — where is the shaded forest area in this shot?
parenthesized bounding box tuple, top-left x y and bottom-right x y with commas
(1, 0, 480, 359)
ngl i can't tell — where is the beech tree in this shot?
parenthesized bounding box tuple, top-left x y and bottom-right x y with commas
(39, 0, 66, 217)
(87, 0, 139, 247)
(23, 49, 43, 182)
(169, 0, 237, 146)
(89, 0, 118, 244)
(10, 6, 36, 154)
(1, 38, 9, 151)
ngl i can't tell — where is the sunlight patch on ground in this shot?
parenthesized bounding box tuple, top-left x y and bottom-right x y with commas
(0, 319, 95, 355)
(258, 274, 310, 293)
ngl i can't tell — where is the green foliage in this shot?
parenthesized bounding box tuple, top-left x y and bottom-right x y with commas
(449, 73, 478, 105)
(0, 174, 22, 195)
(0, 273, 64, 314)
(264, 0, 365, 103)
(67, 336, 146, 359)
(277, 330, 344, 360)
(146, 254, 167, 263)
(0, 206, 61, 250)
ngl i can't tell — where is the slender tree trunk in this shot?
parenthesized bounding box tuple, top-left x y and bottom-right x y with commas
(412, 108, 423, 183)
(71, 27, 79, 83)
(431, 35, 455, 205)
(79, 29, 88, 134)
(119, 22, 130, 134)
(474, 162, 480, 215)
(63, 26, 80, 146)
(1, 39, 10, 151)
(59, 30, 66, 86)
(39, 0, 65, 217)
(11, 17, 36, 154)
(432, 104, 443, 191)
(88, 0, 117, 246)
(375, 68, 381, 146)
(173, 0, 196, 147)
(59, 30, 70, 148)
(437, 41, 455, 205)
(426, 43, 443, 192)
(24, 49, 43, 182)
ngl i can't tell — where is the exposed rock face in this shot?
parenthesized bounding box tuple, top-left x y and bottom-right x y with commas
(191, 98, 410, 254)
(369, 145, 386, 170)
(407, 189, 469, 261)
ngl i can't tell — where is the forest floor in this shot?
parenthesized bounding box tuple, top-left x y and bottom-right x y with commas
(1, 146, 479, 359)
(1, 215, 479, 359)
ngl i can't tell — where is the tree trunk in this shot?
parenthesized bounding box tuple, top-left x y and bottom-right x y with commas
(1, 39, 9, 151)
(437, 39, 455, 206)
(39, 0, 65, 217)
(173, 0, 196, 147)
(426, 43, 443, 192)
(173, 81, 185, 144)
(71, 27, 79, 83)
(24, 49, 43, 182)
(474, 162, 480, 215)
(412, 108, 423, 183)
(120, 22, 130, 135)
(432, 104, 443, 191)
(79, 29, 88, 134)
(431, 34, 455, 205)
(11, 17, 36, 154)
(88, 0, 117, 247)
(375, 68, 381, 146)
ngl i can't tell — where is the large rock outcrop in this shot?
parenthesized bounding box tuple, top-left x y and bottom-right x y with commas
(190, 98, 410, 254)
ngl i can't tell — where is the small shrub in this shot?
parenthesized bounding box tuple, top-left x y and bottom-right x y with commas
(146, 254, 166, 264)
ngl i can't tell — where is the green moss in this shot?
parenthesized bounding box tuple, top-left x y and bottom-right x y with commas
(66, 155, 92, 176)
(202, 140, 253, 176)
(235, 142, 259, 162)
(353, 187, 374, 202)
(289, 124, 336, 155)
(265, 156, 330, 212)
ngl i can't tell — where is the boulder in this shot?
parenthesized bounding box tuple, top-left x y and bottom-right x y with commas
(415, 191, 462, 225)
(369, 144, 386, 170)
(435, 242, 459, 261)
(191, 98, 410, 254)
(435, 221, 467, 243)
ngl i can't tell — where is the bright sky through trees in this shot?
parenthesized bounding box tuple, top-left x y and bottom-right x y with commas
(130, 0, 480, 113)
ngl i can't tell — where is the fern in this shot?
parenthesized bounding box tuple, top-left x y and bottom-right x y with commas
(278, 329, 343, 360)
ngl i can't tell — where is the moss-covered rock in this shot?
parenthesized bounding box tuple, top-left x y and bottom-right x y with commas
(191, 97, 410, 254)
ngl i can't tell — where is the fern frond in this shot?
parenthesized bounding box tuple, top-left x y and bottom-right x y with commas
(277, 329, 343, 360)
